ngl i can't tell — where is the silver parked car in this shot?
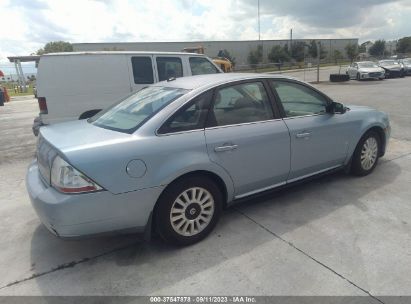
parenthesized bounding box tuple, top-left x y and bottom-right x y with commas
(399, 58, 411, 76)
(346, 61, 385, 80)
(27, 73, 391, 245)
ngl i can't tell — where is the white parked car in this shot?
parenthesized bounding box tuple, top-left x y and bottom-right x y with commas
(346, 61, 385, 80)
(33, 51, 222, 135)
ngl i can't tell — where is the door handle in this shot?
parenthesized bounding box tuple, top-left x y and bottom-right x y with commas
(214, 144, 238, 152)
(296, 132, 311, 138)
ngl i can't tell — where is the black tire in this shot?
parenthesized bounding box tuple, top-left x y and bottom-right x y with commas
(351, 131, 381, 176)
(155, 175, 223, 246)
(356, 73, 361, 81)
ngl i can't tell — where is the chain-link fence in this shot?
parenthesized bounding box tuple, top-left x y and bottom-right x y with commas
(233, 58, 351, 83)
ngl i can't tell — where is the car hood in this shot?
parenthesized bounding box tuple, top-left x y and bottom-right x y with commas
(380, 65, 401, 70)
(358, 67, 383, 73)
(40, 120, 133, 153)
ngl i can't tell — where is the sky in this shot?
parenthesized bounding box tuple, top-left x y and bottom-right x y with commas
(1, 0, 411, 73)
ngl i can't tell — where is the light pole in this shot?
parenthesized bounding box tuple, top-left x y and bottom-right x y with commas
(258, 0, 260, 41)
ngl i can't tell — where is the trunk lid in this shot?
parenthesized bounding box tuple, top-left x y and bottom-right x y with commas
(37, 120, 132, 184)
(39, 120, 132, 152)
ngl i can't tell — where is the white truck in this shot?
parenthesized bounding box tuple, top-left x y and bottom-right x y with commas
(33, 51, 222, 135)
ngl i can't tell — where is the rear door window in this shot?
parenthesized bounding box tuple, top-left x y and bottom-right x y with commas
(158, 90, 213, 134)
(131, 57, 154, 84)
(209, 82, 274, 127)
(156, 57, 183, 81)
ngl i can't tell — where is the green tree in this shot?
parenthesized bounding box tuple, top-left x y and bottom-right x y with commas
(333, 50, 343, 64)
(308, 40, 327, 59)
(217, 49, 236, 67)
(397, 36, 411, 53)
(368, 40, 386, 57)
(247, 45, 263, 68)
(345, 43, 359, 63)
(36, 41, 73, 55)
(289, 41, 306, 63)
(267, 45, 290, 63)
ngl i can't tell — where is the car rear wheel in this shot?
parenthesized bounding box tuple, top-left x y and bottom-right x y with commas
(351, 131, 380, 176)
(155, 176, 222, 246)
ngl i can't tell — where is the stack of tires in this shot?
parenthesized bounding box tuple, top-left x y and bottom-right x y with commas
(329, 74, 350, 82)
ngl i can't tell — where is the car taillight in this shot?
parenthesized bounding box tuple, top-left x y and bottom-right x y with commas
(38, 97, 48, 114)
(51, 155, 103, 194)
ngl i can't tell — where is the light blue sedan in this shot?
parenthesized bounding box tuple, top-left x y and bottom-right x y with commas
(27, 73, 390, 245)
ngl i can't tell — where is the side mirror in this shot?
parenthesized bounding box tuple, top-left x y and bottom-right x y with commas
(327, 101, 346, 114)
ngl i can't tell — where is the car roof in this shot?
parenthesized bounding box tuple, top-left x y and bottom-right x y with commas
(42, 51, 207, 57)
(154, 73, 297, 90)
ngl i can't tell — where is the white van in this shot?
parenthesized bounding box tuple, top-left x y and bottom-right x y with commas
(34, 51, 222, 135)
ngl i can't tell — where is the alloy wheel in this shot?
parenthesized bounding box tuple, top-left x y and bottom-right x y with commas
(360, 137, 378, 170)
(170, 187, 215, 236)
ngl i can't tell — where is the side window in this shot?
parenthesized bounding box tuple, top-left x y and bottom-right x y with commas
(210, 82, 274, 127)
(270, 81, 328, 117)
(156, 57, 183, 81)
(158, 90, 213, 134)
(189, 57, 220, 75)
(131, 57, 154, 84)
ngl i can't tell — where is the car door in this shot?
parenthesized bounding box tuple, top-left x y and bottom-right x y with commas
(128, 55, 157, 92)
(269, 80, 353, 181)
(204, 80, 290, 198)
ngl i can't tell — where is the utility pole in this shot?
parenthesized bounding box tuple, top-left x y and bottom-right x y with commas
(316, 41, 321, 83)
(257, 0, 260, 41)
(289, 28, 293, 58)
(257, 0, 264, 65)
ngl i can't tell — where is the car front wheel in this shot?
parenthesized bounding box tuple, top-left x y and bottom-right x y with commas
(155, 176, 222, 246)
(351, 131, 381, 176)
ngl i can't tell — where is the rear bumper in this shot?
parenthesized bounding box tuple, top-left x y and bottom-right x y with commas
(26, 160, 164, 238)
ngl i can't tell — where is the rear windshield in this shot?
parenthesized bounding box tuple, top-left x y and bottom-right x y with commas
(90, 86, 188, 133)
